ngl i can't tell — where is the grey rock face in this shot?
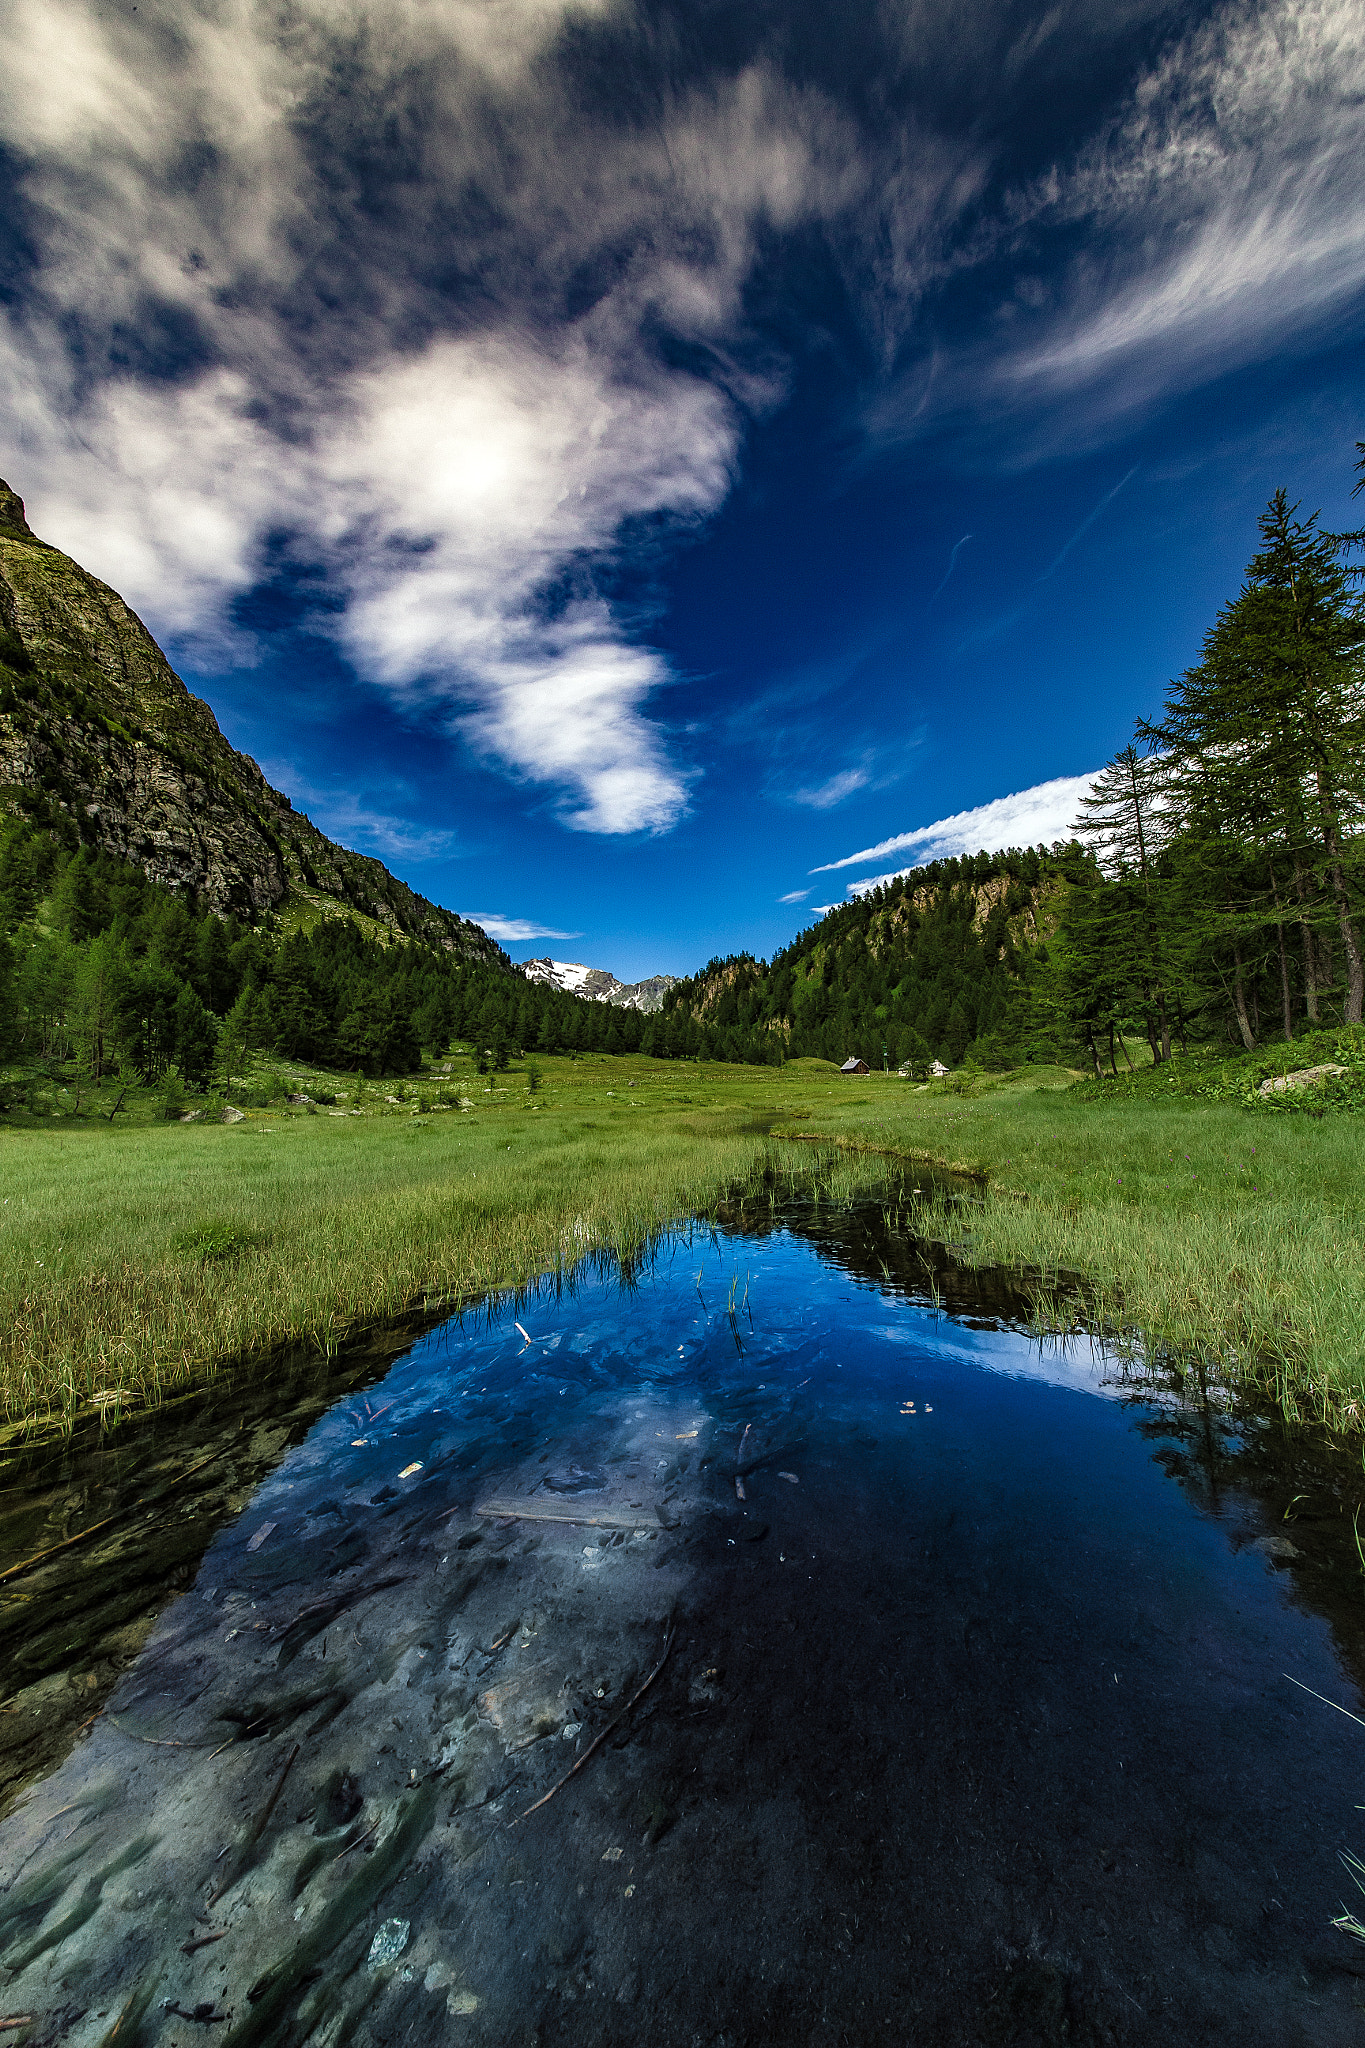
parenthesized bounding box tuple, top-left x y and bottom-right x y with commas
(521, 958, 678, 1012)
(0, 479, 505, 962)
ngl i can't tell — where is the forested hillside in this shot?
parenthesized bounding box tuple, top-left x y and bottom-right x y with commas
(0, 479, 496, 955)
(657, 468, 1365, 1080)
(651, 846, 1084, 1070)
(0, 821, 653, 1089)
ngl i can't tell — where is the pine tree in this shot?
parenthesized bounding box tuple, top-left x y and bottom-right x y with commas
(1072, 744, 1175, 1059)
(1146, 490, 1365, 1023)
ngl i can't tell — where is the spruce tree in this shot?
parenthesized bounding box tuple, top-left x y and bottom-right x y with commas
(1072, 744, 1174, 1058)
(1145, 490, 1365, 1024)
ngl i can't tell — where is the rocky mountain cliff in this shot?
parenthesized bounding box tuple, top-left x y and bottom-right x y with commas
(0, 479, 502, 961)
(521, 956, 678, 1013)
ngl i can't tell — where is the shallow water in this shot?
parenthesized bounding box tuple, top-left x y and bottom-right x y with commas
(3, 1199, 1365, 2046)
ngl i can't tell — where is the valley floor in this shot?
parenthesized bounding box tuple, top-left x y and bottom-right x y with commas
(1, 1050, 1362, 1439)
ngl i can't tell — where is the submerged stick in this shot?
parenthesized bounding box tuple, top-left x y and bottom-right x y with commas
(511, 1622, 675, 1826)
(332, 1816, 380, 1862)
(0, 1444, 232, 1585)
(207, 1742, 300, 1903)
(735, 1422, 752, 1501)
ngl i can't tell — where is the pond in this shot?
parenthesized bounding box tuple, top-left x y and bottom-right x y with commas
(2, 1193, 1364, 2046)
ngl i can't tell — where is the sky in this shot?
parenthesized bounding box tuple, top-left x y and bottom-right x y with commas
(1, 0, 1363, 979)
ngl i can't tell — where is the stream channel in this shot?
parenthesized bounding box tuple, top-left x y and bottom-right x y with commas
(2, 1189, 1365, 2046)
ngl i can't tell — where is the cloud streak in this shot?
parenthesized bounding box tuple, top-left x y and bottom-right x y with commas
(2, 0, 1362, 845)
(812, 771, 1100, 885)
(1035, 469, 1136, 581)
(928, 533, 972, 602)
(997, 0, 1365, 432)
(462, 912, 582, 944)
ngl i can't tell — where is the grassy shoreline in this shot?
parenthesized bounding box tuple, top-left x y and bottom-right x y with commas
(3, 1050, 1362, 1438)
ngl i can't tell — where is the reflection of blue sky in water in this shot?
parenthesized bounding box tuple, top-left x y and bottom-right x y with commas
(5, 1212, 1364, 2044)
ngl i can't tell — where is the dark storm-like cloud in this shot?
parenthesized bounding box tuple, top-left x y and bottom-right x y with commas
(1, 1, 1360, 830)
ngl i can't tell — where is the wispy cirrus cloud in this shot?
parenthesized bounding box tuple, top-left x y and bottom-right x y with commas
(463, 912, 582, 944)
(994, 0, 1365, 435)
(812, 771, 1100, 888)
(261, 766, 457, 864)
(787, 765, 873, 810)
(778, 887, 811, 904)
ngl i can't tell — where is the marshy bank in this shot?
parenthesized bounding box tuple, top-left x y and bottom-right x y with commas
(2, 1189, 1365, 2046)
(2, 1052, 1364, 1441)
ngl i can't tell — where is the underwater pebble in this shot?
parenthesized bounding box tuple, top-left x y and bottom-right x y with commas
(448, 1989, 481, 2015)
(366, 1918, 411, 1970)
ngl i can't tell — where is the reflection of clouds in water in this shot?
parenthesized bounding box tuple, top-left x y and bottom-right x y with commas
(865, 1315, 1124, 1400)
(4, 1205, 1363, 2047)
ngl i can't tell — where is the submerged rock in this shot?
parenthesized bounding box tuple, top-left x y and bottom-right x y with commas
(367, 1917, 411, 1970)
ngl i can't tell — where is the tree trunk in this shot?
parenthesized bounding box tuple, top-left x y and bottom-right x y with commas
(1293, 858, 1320, 1021)
(1314, 765, 1363, 1022)
(1106, 1020, 1119, 1077)
(1085, 1031, 1103, 1080)
(1329, 857, 1365, 1024)
(1268, 865, 1293, 1041)
(1231, 945, 1257, 1051)
(1276, 922, 1293, 1041)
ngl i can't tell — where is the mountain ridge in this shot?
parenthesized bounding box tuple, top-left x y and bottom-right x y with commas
(656, 847, 1088, 1069)
(521, 956, 678, 1013)
(0, 479, 504, 964)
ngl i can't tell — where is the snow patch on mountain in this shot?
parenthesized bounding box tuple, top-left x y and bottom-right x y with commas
(521, 958, 678, 1013)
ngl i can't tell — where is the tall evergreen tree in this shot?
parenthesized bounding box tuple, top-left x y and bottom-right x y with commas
(1072, 743, 1175, 1059)
(1145, 490, 1365, 1023)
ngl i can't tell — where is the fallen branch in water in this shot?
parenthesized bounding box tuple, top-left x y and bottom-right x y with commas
(208, 1741, 300, 1903)
(0, 1443, 233, 1585)
(332, 1815, 380, 1862)
(735, 1423, 752, 1501)
(511, 1620, 675, 1826)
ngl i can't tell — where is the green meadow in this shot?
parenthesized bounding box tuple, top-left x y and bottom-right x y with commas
(1, 1048, 1362, 1439)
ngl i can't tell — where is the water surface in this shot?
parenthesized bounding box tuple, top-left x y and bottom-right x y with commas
(2, 1199, 1363, 2046)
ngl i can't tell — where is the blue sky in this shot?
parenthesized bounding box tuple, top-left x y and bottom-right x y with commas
(2, 0, 1363, 977)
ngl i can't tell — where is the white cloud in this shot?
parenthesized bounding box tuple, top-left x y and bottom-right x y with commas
(778, 888, 811, 904)
(787, 765, 872, 810)
(0, 6, 867, 835)
(463, 912, 582, 943)
(998, 0, 1365, 425)
(813, 771, 1100, 887)
(325, 331, 734, 832)
(259, 766, 457, 864)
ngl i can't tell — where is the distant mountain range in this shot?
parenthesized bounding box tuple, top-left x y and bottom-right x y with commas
(0, 478, 503, 964)
(521, 957, 678, 1013)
